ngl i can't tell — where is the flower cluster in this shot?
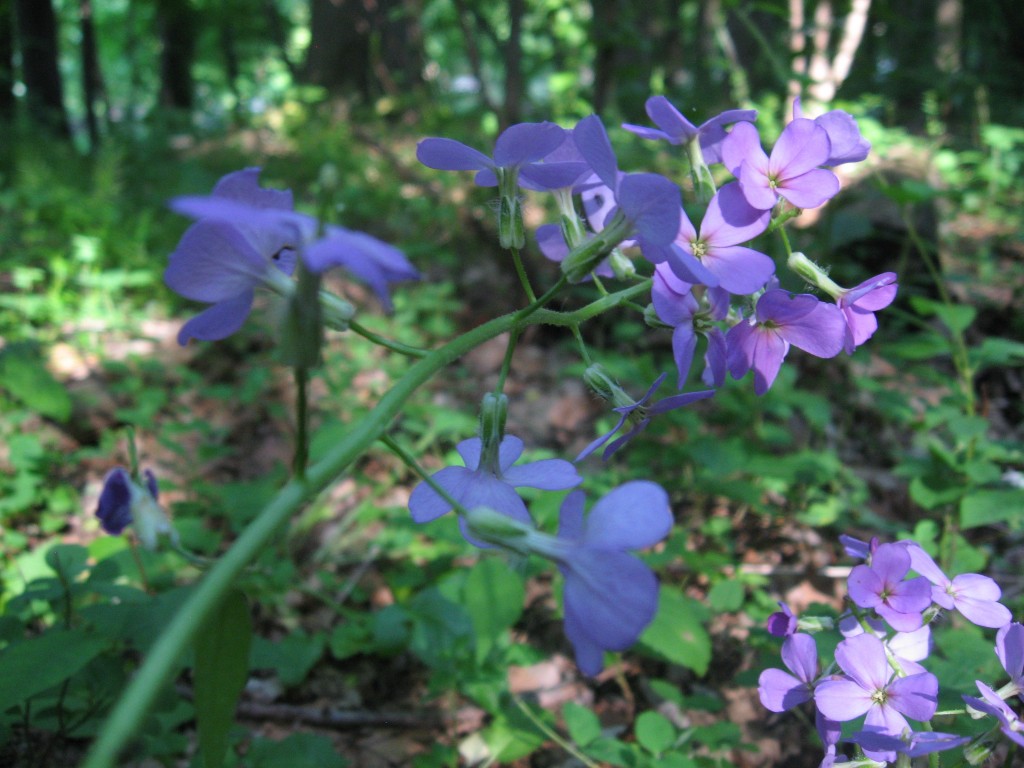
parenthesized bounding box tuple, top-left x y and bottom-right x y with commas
(165, 168, 420, 345)
(759, 535, 1017, 766)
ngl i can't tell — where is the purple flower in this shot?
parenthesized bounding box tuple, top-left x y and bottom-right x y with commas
(576, 373, 714, 460)
(836, 273, 898, 355)
(964, 681, 1024, 748)
(166, 169, 418, 343)
(793, 99, 871, 167)
(815, 633, 938, 760)
(759, 633, 820, 711)
(847, 728, 970, 760)
(766, 602, 799, 637)
(651, 265, 729, 388)
(407, 435, 582, 537)
(722, 120, 840, 210)
(554, 482, 672, 675)
(997, 623, 1024, 698)
(655, 183, 774, 294)
(415, 122, 573, 189)
(906, 543, 1011, 629)
(725, 290, 845, 395)
(848, 542, 933, 632)
(839, 614, 933, 676)
(571, 116, 681, 247)
(95, 467, 175, 550)
(622, 96, 757, 165)
(304, 226, 420, 313)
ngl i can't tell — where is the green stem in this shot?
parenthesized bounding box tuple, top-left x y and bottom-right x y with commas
(83, 273, 635, 768)
(510, 247, 537, 303)
(379, 433, 469, 517)
(512, 694, 602, 768)
(495, 326, 520, 394)
(293, 366, 309, 480)
(349, 319, 430, 358)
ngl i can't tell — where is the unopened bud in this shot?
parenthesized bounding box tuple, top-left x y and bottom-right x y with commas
(609, 249, 636, 280)
(464, 506, 532, 550)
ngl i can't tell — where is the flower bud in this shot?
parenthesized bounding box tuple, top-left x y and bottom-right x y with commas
(464, 506, 532, 550)
(477, 392, 508, 475)
(609, 249, 636, 280)
(787, 251, 842, 298)
(95, 467, 178, 551)
(963, 736, 996, 765)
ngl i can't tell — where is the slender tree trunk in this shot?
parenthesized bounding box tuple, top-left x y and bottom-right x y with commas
(590, 0, 618, 113)
(14, 0, 69, 136)
(792, 0, 871, 114)
(155, 0, 197, 109)
(502, 0, 524, 127)
(0, 1, 14, 120)
(79, 0, 105, 150)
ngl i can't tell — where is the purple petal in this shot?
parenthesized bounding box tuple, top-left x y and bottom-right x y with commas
(562, 549, 660, 650)
(876, 603, 924, 632)
(644, 95, 697, 142)
(887, 576, 933, 615)
(697, 110, 759, 164)
(701, 245, 775, 295)
(834, 633, 890, 692)
(736, 159, 779, 210)
(416, 138, 493, 172)
(888, 672, 939, 721)
(814, 678, 873, 722)
(647, 389, 715, 415)
(177, 291, 254, 345)
(455, 437, 484, 470)
(493, 122, 565, 167)
(557, 490, 586, 542)
(519, 161, 590, 190)
(906, 543, 949, 586)
(703, 328, 727, 387)
(96, 468, 134, 534)
(815, 111, 870, 166)
(563, 600, 606, 675)
(770, 119, 831, 179)
(701, 183, 771, 246)
(725, 322, 789, 395)
(212, 167, 294, 210)
(582, 481, 671, 551)
(997, 623, 1024, 681)
(779, 300, 845, 358)
(617, 173, 681, 246)
(661, 245, 721, 287)
(952, 575, 1012, 628)
(652, 266, 698, 326)
(777, 168, 840, 209)
(165, 220, 269, 302)
(758, 668, 811, 712)
(888, 626, 931, 664)
(573, 115, 620, 190)
(536, 223, 569, 261)
(670, 325, 698, 388)
(574, 412, 628, 461)
(721, 121, 766, 177)
(408, 466, 474, 523)
(781, 633, 819, 684)
(621, 124, 675, 143)
(848, 564, 884, 609)
(503, 458, 582, 490)
(169, 195, 316, 244)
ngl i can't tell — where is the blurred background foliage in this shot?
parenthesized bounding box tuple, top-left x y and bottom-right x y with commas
(1, 0, 1023, 766)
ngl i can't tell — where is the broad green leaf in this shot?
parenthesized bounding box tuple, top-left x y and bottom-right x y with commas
(194, 590, 252, 768)
(463, 557, 524, 660)
(0, 628, 108, 711)
(707, 580, 744, 612)
(247, 733, 349, 768)
(960, 489, 1024, 529)
(562, 701, 601, 747)
(638, 589, 711, 675)
(635, 710, 676, 754)
(0, 343, 71, 421)
(250, 632, 324, 686)
(909, 297, 976, 334)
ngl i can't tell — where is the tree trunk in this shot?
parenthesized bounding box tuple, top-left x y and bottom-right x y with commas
(155, 0, 197, 110)
(304, 0, 423, 99)
(590, 0, 618, 113)
(79, 0, 105, 149)
(0, 0, 14, 120)
(14, 0, 69, 136)
(502, 0, 524, 127)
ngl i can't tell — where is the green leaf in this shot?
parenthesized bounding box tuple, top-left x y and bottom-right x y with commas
(707, 580, 745, 612)
(194, 590, 252, 768)
(250, 632, 325, 686)
(247, 733, 349, 768)
(463, 557, 524, 661)
(563, 701, 602, 747)
(0, 343, 72, 421)
(909, 297, 976, 334)
(638, 588, 711, 675)
(960, 489, 1024, 529)
(635, 710, 676, 754)
(0, 628, 109, 711)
